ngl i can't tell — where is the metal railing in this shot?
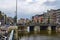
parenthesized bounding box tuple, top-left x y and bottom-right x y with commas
(8, 30, 14, 40)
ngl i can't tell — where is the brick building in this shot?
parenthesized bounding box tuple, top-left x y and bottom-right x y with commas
(32, 14, 44, 23)
(32, 9, 60, 24)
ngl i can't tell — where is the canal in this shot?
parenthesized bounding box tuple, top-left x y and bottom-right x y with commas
(18, 30, 60, 40)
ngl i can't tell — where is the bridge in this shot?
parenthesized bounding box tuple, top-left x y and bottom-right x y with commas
(18, 23, 60, 32)
(26, 23, 58, 26)
(18, 23, 59, 26)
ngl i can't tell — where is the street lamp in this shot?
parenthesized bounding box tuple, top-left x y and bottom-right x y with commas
(15, 0, 17, 25)
(16, 0, 17, 19)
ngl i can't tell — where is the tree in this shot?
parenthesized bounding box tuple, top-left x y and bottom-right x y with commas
(14, 16, 17, 25)
(48, 16, 50, 24)
(0, 11, 3, 19)
(4, 14, 7, 24)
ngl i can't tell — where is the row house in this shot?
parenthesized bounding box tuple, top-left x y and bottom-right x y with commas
(32, 15, 38, 23)
(32, 9, 60, 24)
(18, 18, 26, 24)
(45, 10, 57, 24)
(55, 9, 60, 24)
(17, 18, 30, 24)
(0, 11, 14, 25)
(43, 9, 60, 24)
(32, 14, 44, 23)
(0, 11, 5, 25)
(6, 17, 14, 25)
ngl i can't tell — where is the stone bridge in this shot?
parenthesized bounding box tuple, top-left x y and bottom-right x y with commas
(18, 23, 60, 32)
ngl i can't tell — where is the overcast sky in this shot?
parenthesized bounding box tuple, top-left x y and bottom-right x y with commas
(0, 0, 60, 19)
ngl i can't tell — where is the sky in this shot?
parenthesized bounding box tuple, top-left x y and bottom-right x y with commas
(0, 0, 60, 19)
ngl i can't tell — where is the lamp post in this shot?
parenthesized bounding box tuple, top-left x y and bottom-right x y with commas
(15, 0, 17, 25)
(16, 0, 17, 19)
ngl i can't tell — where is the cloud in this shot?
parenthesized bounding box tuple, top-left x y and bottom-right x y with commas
(0, 0, 58, 18)
(0, 0, 16, 17)
(47, 0, 56, 2)
(44, 0, 60, 9)
(0, 0, 16, 8)
(19, 0, 26, 2)
(26, 0, 33, 2)
(18, 0, 56, 14)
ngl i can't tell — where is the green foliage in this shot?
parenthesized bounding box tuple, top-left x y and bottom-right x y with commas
(0, 11, 3, 18)
(48, 16, 50, 24)
(14, 16, 17, 23)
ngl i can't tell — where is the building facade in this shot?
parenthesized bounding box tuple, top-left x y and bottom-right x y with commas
(0, 11, 5, 25)
(55, 9, 60, 24)
(32, 9, 60, 24)
(18, 18, 26, 24)
(32, 14, 44, 23)
(45, 10, 57, 24)
(17, 18, 31, 25)
(43, 9, 60, 24)
(32, 15, 38, 23)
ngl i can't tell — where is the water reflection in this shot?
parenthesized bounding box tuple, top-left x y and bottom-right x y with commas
(18, 30, 60, 40)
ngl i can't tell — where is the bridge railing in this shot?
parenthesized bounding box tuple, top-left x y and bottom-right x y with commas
(8, 30, 14, 40)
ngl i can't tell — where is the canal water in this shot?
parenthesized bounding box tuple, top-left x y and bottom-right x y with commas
(18, 30, 60, 40)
